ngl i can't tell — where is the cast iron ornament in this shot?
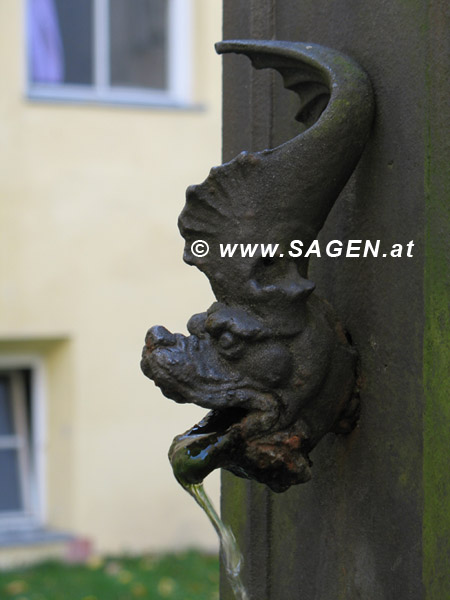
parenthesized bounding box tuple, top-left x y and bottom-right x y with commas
(141, 41, 374, 493)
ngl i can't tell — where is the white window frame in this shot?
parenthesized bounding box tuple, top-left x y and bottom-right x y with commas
(26, 0, 193, 108)
(0, 357, 46, 532)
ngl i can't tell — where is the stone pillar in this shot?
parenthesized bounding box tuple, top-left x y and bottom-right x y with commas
(221, 1, 449, 598)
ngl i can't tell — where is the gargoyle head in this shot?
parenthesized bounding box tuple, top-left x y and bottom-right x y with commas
(141, 41, 373, 492)
(142, 297, 358, 492)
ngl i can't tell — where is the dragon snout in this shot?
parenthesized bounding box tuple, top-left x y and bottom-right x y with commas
(145, 326, 177, 352)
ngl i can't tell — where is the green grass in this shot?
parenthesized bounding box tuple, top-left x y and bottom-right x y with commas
(0, 551, 219, 600)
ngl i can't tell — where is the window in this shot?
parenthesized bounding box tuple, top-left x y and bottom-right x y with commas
(0, 364, 44, 531)
(26, 0, 192, 107)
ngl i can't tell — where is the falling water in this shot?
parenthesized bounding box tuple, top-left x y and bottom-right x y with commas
(184, 482, 249, 600)
(168, 421, 250, 598)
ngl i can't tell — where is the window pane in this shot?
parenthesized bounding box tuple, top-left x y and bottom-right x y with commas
(0, 450, 23, 512)
(109, 0, 168, 90)
(0, 377, 14, 436)
(29, 0, 93, 85)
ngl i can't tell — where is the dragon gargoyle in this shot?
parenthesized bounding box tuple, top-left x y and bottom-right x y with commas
(141, 41, 374, 493)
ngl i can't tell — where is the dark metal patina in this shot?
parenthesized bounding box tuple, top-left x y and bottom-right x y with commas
(141, 40, 374, 492)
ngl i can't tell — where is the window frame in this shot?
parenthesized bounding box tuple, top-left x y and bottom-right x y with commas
(0, 357, 46, 532)
(25, 0, 193, 108)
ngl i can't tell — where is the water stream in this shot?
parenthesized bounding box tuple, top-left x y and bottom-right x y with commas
(168, 419, 250, 598)
(184, 482, 249, 600)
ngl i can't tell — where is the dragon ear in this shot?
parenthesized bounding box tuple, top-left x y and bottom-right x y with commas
(178, 41, 374, 307)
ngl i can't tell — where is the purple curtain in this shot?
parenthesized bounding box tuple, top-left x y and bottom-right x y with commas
(28, 0, 64, 83)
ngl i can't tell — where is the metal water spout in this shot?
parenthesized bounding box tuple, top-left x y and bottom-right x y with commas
(141, 40, 374, 493)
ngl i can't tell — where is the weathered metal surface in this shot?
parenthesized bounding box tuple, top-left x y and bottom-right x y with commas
(141, 41, 374, 494)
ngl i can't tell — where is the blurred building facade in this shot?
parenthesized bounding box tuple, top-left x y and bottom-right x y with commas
(0, 0, 221, 566)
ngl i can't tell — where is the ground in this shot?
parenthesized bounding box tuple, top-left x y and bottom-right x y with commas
(0, 551, 219, 600)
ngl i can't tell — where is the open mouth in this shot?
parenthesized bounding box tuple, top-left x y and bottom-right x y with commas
(189, 407, 250, 436)
(168, 407, 249, 487)
(168, 402, 313, 492)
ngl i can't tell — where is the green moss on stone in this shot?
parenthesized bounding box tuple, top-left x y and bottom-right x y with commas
(423, 37, 450, 596)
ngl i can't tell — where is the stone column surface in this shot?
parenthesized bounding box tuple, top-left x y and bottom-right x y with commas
(220, 1, 449, 598)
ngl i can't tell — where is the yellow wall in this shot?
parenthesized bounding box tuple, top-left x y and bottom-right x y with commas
(0, 0, 222, 553)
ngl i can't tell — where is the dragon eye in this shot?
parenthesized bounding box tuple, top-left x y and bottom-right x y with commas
(218, 331, 236, 349)
(214, 330, 246, 360)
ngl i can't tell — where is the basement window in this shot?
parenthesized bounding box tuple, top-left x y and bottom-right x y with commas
(26, 0, 192, 107)
(0, 367, 43, 531)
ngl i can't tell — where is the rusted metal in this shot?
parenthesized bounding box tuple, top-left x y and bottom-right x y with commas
(141, 40, 374, 492)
